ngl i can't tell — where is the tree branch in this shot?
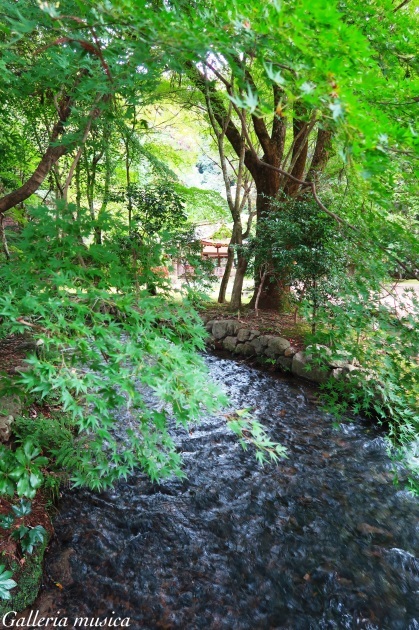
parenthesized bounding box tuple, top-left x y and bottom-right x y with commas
(0, 93, 72, 215)
(242, 196, 256, 239)
(393, 0, 411, 12)
(187, 62, 258, 176)
(284, 107, 315, 195)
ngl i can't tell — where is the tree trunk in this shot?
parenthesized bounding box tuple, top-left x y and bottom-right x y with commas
(248, 172, 282, 309)
(188, 64, 334, 311)
(75, 159, 82, 219)
(230, 253, 247, 310)
(0, 89, 107, 217)
(218, 246, 234, 303)
(0, 144, 68, 215)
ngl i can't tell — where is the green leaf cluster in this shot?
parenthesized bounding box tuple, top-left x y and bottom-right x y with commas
(227, 408, 287, 465)
(0, 565, 17, 601)
(0, 441, 47, 499)
(0, 204, 226, 489)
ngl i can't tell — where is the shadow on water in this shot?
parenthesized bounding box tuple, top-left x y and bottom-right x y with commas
(22, 355, 419, 629)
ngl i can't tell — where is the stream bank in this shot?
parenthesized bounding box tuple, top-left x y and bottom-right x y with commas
(204, 317, 348, 385)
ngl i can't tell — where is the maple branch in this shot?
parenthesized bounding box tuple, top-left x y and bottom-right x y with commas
(393, 0, 411, 11)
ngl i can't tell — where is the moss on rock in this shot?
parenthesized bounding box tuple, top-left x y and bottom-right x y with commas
(0, 535, 49, 616)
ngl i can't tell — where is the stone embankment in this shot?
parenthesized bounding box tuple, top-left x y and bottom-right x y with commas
(205, 319, 358, 385)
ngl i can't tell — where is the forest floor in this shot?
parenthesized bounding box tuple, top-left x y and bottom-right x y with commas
(0, 335, 34, 375)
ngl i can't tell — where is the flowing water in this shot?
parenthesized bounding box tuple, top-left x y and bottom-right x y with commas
(31, 356, 419, 628)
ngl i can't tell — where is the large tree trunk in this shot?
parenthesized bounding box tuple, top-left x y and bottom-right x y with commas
(188, 64, 333, 311)
(247, 129, 332, 310)
(247, 170, 282, 309)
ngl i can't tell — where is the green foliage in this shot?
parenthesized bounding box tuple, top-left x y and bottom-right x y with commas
(11, 499, 32, 518)
(0, 441, 47, 499)
(13, 413, 75, 457)
(247, 198, 347, 323)
(227, 408, 288, 464)
(0, 204, 226, 489)
(211, 224, 232, 240)
(12, 413, 75, 502)
(0, 565, 17, 601)
(12, 525, 47, 555)
(118, 180, 187, 235)
(310, 259, 419, 488)
(174, 185, 230, 223)
(0, 496, 47, 601)
(0, 513, 14, 529)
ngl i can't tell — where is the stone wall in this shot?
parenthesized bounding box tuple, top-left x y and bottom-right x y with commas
(205, 319, 357, 385)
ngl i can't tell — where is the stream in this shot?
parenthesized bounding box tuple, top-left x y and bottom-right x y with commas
(28, 355, 419, 628)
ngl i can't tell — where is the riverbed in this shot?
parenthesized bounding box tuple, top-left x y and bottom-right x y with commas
(23, 355, 419, 629)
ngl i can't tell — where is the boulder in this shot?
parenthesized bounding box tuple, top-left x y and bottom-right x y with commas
(250, 337, 265, 354)
(0, 395, 22, 442)
(305, 344, 332, 362)
(329, 358, 350, 369)
(345, 364, 358, 372)
(250, 334, 271, 354)
(248, 330, 261, 341)
(205, 320, 215, 333)
(265, 336, 290, 358)
(277, 356, 293, 372)
(0, 415, 14, 442)
(223, 336, 238, 352)
(235, 342, 255, 356)
(230, 321, 240, 336)
(284, 346, 297, 358)
(250, 337, 263, 354)
(212, 320, 239, 340)
(292, 351, 332, 384)
(333, 364, 358, 380)
(328, 351, 356, 368)
(237, 328, 251, 343)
